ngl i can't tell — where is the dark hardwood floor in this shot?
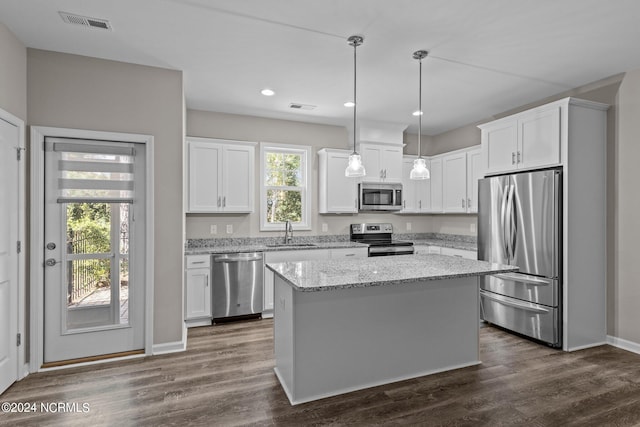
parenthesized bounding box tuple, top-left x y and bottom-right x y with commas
(2, 319, 640, 426)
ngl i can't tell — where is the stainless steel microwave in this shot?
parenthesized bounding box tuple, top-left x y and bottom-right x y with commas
(358, 182, 403, 211)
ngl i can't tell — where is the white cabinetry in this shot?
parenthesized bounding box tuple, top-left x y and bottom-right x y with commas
(440, 247, 477, 260)
(359, 143, 403, 182)
(480, 104, 560, 175)
(185, 255, 212, 327)
(465, 147, 483, 213)
(429, 157, 443, 213)
(401, 156, 431, 213)
(318, 149, 358, 213)
(330, 247, 368, 259)
(442, 151, 467, 213)
(186, 137, 255, 213)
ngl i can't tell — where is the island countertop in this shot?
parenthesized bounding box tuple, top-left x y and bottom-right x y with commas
(266, 253, 518, 292)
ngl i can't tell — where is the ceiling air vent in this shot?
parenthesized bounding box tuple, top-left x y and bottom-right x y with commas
(289, 103, 316, 110)
(59, 12, 112, 30)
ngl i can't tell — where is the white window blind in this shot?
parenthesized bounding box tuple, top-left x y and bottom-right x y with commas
(45, 137, 135, 203)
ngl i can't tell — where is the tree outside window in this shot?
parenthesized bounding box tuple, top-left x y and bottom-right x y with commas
(261, 144, 311, 230)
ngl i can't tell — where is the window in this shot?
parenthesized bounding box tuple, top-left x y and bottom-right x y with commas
(260, 143, 311, 231)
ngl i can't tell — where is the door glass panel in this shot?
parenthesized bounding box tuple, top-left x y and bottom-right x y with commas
(64, 202, 130, 330)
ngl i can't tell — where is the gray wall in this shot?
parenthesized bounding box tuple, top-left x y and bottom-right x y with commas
(612, 69, 640, 344)
(27, 49, 185, 346)
(186, 110, 480, 238)
(0, 22, 26, 121)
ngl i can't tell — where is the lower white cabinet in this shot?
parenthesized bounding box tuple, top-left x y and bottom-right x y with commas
(329, 247, 368, 259)
(440, 247, 477, 260)
(185, 255, 212, 327)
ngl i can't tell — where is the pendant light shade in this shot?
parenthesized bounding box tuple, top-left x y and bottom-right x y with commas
(345, 35, 366, 178)
(410, 50, 430, 180)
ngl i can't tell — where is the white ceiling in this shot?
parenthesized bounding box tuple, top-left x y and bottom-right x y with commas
(2, 0, 640, 135)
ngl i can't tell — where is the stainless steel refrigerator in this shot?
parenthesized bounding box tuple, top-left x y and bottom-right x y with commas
(478, 168, 562, 347)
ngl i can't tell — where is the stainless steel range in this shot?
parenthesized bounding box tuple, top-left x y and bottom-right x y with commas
(350, 223, 414, 257)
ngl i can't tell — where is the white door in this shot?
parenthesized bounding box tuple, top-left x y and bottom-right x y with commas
(0, 117, 19, 393)
(43, 138, 145, 363)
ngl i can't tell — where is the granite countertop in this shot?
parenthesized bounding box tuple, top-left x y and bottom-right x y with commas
(185, 241, 367, 255)
(266, 254, 517, 292)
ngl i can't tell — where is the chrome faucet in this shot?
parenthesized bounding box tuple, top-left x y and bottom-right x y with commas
(283, 220, 293, 244)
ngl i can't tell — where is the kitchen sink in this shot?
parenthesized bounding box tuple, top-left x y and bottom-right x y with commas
(266, 243, 317, 248)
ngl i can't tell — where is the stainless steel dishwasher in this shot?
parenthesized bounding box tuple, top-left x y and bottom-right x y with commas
(212, 252, 264, 320)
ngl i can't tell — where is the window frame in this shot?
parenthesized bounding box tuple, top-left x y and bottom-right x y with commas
(259, 142, 312, 231)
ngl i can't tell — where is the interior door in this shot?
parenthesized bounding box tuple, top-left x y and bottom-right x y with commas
(43, 138, 144, 364)
(0, 117, 19, 393)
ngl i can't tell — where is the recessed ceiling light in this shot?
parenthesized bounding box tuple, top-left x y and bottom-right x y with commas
(344, 101, 355, 107)
(413, 110, 423, 116)
(261, 88, 275, 96)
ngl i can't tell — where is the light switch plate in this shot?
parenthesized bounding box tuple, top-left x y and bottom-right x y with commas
(322, 223, 328, 232)
(470, 223, 476, 233)
(210, 225, 217, 235)
(406, 222, 412, 231)
(226, 224, 233, 234)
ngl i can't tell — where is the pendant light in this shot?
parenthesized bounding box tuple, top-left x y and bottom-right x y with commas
(345, 35, 366, 178)
(410, 50, 430, 180)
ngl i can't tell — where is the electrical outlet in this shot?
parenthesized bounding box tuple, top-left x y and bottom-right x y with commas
(322, 223, 328, 232)
(406, 222, 412, 231)
(210, 225, 217, 235)
(470, 223, 476, 233)
(226, 224, 233, 234)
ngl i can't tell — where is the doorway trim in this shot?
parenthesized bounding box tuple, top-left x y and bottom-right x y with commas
(0, 107, 26, 382)
(30, 126, 154, 372)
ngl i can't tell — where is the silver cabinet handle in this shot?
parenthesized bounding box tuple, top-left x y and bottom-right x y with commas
(511, 152, 516, 165)
(344, 253, 355, 257)
(403, 200, 406, 208)
(419, 200, 422, 209)
(191, 261, 206, 264)
(217, 196, 221, 207)
(517, 151, 521, 163)
(467, 198, 471, 209)
(223, 196, 226, 207)
(462, 198, 465, 208)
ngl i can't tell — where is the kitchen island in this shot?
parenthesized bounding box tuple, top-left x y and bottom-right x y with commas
(267, 254, 517, 405)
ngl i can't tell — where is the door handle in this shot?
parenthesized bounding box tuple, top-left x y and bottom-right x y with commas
(517, 151, 521, 163)
(481, 291, 549, 314)
(223, 196, 226, 207)
(45, 258, 61, 267)
(512, 152, 516, 165)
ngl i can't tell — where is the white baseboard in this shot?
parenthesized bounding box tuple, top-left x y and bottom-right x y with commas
(152, 323, 187, 355)
(607, 335, 640, 355)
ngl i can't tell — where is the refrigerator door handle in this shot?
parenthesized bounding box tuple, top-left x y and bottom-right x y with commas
(492, 272, 554, 286)
(500, 184, 510, 260)
(504, 184, 516, 259)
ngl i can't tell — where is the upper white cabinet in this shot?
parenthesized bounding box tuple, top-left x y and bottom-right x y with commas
(401, 156, 431, 213)
(186, 137, 255, 213)
(465, 147, 483, 213)
(480, 104, 561, 175)
(318, 149, 358, 214)
(359, 143, 403, 182)
(442, 151, 467, 213)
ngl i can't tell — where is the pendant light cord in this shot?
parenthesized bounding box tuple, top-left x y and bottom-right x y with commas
(352, 39, 358, 155)
(418, 56, 422, 159)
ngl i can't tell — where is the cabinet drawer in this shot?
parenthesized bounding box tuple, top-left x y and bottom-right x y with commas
(440, 247, 476, 259)
(186, 255, 211, 269)
(330, 248, 367, 259)
(480, 290, 559, 345)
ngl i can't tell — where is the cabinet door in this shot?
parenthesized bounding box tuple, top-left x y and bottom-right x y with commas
(466, 148, 483, 213)
(518, 106, 561, 170)
(441, 247, 477, 260)
(429, 158, 443, 213)
(360, 144, 383, 181)
(330, 248, 368, 259)
(319, 150, 358, 213)
(483, 121, 518, 175)
(222, 145, 254, 212)
(187, 141, 222, 212)
(443, 152, 467, 213)
(381, 146, 403, 181)
(401, 158, 418, 212)
(185, 268, 211, 319)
